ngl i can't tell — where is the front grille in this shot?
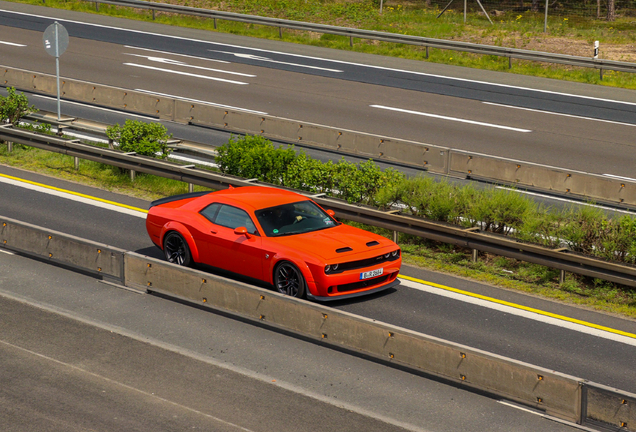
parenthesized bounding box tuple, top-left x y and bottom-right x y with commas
(337, 274, 389, 293)
(327, 250, 400, 274)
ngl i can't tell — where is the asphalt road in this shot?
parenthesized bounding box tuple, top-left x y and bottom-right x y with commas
(1, 164, 635, 397)
(1, 1, 636, 177)
(0, 247, 581, 432)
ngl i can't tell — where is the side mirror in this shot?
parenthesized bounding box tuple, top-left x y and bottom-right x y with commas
(327, 209, 336, 217)
(234, 227, 251, 238)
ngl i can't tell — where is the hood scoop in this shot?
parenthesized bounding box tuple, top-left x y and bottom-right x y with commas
(336, 247, 353, 253)
(366, 241, 380, 247)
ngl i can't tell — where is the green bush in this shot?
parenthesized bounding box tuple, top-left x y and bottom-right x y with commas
(0, 87, 37, 126)
(217, 135, 404, 204)
(216, 135, 297, 184)
(105, 120, 172, 159)
(214, 134, 636, 267)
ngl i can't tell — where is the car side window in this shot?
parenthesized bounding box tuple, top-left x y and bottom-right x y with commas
(200, 203, 221, 223)
(215, 205, 258, 235)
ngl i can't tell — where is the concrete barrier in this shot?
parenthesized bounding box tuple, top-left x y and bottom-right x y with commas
(5, 216, 636, 429)
(8, 65, 636, 208)
(0, 216, 126, 281)
(585, 383, 636, 431)
(450, 152, 636, 207)
(125, 252, 583, 423)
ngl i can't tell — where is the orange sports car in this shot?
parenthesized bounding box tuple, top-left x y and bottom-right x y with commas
(146, 186, 401, 301)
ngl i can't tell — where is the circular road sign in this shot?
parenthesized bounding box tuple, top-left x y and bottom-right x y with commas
(43, 22, 69, 57)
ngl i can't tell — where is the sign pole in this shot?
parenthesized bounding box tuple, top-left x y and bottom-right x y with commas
(55, 22, 61, 121)
(43, 21, 68, 122)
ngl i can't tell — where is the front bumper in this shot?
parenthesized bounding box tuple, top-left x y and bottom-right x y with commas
(307, 279, 400, 302)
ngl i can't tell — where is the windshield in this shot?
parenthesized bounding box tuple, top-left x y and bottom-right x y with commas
(255, 200, 338, 237)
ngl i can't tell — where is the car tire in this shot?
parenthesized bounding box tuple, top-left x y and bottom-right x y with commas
(274, 262, 306, 299)
(163, 231, 192, 267)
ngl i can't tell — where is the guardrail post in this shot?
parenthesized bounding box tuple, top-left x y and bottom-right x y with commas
(7, 141, 12, 153)
(188, 183, 194, 193)
(95, 1, 99, 11)
(214, 18, 217, 29)
(426, 46, 429, 59)
(74, 156, 79, 171)
(600, 68, 604, 80)
(279, 27, 282, 38)
(393, 231, 398, 244)
(108, 138, 114, 150)
(560, 269, 566, 285)
(509, 57, 512, 69)
(130, 169, 136, 182)
(350, 36, 353, 47)
(472, 249, 478, 262)
(152, 9, 155, 20)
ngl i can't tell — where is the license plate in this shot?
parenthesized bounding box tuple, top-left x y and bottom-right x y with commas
(360, 268, 383, 280)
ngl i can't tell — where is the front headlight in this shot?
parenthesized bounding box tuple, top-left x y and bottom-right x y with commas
(392, 250, 399, 257)
(384, 253, 390, 258)
(325, 265, 331, 273)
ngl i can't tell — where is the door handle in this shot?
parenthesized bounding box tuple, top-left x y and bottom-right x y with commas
(210, 230, 217, 234)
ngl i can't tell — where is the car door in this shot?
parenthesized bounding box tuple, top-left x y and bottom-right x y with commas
(199, 203, 264, 281)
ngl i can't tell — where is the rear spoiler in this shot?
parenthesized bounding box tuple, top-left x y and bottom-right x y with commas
(149, 191, 212, 208)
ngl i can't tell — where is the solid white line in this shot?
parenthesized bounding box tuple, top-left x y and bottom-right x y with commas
(124, 53, 256, 77)
(495, 186, 636, 215)
(497, 401, 598, 432)
(483, 102, 636, 127)
(124, 63, 249, 85)
(0, 40, 26, 47)
(371, 105, 532, 132)
(134, 89, 268, 114)
(210, 50, 344, 73)
(497, 401, 544, 417)
(603, 174, 636, 182)
(201, 41, 636, 108)
(3, 8, 634, 109)
(0, 175, 146, 219)
(123, 45, 230, 63)
(398, 278, 636, 347)
(0, 249, 15, 255)
(168, 153, 218, 168)
(30, 94, 159, 120)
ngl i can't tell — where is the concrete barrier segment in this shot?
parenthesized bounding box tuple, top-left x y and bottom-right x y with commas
(450, 152, 636, 207)
(0, 215, 126, 281)
(584, 383, 636, 431)
(124, 251, 583, 422)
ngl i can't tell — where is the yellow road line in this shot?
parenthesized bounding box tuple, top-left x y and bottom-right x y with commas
(0, 173, 148, 213)
(398, 274, 636, 340)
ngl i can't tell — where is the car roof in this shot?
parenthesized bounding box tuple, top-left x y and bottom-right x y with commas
(206, 186, 310, 211)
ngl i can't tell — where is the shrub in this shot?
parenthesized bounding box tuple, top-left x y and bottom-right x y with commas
(216, 135, 297, 184)
(105, 120, 172, 159)
(0, 87, 37, 126)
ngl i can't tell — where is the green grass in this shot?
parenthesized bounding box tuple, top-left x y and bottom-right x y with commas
(7, 0, 636, 89)
(2, 142, 636, 318)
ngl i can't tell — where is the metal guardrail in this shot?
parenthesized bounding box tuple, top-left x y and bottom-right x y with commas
(86, 0, 636, 76)
(3, 124, 636, 288)
(5, 67, 636, 210)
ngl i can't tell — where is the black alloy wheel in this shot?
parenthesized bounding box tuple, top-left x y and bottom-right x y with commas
(274, 262, 306, 298)
(163, 232, 192, 267)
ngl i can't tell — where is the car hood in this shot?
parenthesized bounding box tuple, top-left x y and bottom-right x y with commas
(272, 224, 395, 262)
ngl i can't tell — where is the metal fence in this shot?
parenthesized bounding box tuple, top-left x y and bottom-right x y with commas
(83, 0, 636, 76)
(3, 124, 636, 288)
